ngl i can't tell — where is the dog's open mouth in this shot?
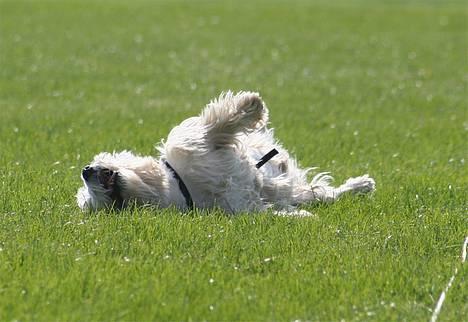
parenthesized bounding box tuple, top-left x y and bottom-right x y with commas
(98, 169, 115, 189)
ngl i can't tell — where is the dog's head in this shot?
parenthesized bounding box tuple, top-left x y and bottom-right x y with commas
(77, 151, 136, 211)
(77, 151, 166, 211)
(77, 160, 123, 211)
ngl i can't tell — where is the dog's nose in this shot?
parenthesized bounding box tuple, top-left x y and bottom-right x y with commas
(82, 166, 94, 180)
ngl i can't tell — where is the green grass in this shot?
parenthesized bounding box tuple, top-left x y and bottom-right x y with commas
(1, 0, 467, 320)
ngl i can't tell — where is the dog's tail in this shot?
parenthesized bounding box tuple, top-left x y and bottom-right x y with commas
(200, 91, 269, 148)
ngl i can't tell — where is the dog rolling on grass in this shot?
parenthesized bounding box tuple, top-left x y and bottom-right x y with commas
(77, 91, 375, 215)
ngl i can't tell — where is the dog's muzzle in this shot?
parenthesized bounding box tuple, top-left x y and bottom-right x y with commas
(82, 165, 94, 181)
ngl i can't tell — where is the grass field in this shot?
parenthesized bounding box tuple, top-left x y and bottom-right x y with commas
(1, 0, 467, 320)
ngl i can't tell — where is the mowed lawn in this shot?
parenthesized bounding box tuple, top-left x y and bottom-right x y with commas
(0, 0, 466, 320)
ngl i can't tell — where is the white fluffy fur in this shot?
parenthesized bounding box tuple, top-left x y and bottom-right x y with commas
(77, 91, 375, 214)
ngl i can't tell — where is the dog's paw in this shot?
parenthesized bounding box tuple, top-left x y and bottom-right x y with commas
(274, 209, 316, 218)
(235, 91, 265, 118)
(344, 174, 376, 194)
(231, 91, 268, 130)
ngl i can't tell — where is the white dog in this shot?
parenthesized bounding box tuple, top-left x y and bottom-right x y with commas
(77, 91, 375, 215)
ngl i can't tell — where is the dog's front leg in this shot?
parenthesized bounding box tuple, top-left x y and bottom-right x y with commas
(311, 173, 375, 203)
(199, 91, 268, 148)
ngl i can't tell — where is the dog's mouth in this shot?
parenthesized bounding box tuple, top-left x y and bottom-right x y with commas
(98, 168, 116, 189)
(82, 166, 118, 190)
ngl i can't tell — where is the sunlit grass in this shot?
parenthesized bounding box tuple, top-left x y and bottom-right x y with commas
(0, 0, 466, 320)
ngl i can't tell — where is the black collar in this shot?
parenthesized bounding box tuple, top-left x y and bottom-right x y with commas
(256, 148, 279, 168)
(164, 160, 194, 210)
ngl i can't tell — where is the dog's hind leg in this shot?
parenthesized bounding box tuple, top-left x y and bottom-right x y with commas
(264, 171, 375, 207)
(200, 91, 268, 147)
